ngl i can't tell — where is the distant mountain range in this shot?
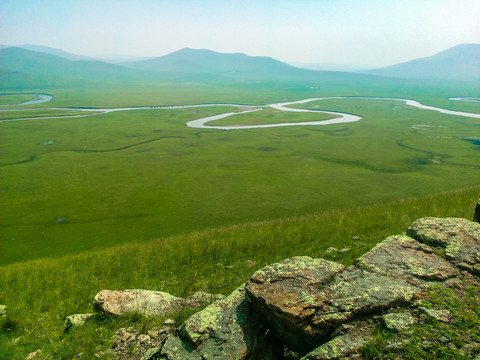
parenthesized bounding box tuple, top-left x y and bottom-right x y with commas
(367, 44, 480, 80)
(0, 43, 478, 90)
(123, 48, 315, 80)
(0, 46, 374, 89)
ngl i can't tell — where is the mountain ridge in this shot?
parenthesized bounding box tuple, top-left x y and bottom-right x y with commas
(0, 46, 379, 89)
(368, 43, 480, 80)
(122, 47, 317, 80)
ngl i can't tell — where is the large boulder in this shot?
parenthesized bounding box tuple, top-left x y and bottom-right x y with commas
(93, 289, 223, 317)
(245, 255, 421, 355)
(245, 256, 345, 353)
(407, 217, 480, 275)
(159, 286, 282, 360)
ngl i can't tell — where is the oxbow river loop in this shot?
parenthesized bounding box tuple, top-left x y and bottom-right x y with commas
(0, 95, 479, 128)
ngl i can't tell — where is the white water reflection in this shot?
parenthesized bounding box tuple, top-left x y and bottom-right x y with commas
(1, 94, 479, 129)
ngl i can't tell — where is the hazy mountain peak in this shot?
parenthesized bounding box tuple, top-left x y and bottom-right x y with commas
(368, 43, 480, 80)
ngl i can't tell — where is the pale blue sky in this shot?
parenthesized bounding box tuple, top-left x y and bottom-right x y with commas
(1, 0, 479, 67)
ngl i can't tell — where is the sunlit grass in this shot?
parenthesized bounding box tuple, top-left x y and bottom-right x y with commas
(0, 186, 478, 359)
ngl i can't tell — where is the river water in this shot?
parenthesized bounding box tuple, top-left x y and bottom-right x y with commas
(0, 94, 479, 128)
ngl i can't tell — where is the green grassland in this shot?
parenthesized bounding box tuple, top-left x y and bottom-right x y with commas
(2, 45, 480, 359)
(209, 107, 337, 126)
(0, 94, 36, 106)
(0, 75, 479, 359)
(1, 85, 479, 266)
(0, 186, 479, 359)
(0, 108, 102, 121)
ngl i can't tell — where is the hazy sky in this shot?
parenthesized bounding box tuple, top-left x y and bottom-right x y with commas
(1, 0, 479, 68)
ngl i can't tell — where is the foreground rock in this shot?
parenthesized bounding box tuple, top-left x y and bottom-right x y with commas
(93, 289, 223, 317)
(407, 217, 480, 275)
(100, 214, 480, 359)
(245, 247, 436, 355)
(245, 256, 345, 353)
(355, 234, 458, 284)
(160, 286, 282, 360)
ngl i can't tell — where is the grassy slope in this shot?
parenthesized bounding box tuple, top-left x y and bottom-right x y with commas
(0, 186, 479, 359)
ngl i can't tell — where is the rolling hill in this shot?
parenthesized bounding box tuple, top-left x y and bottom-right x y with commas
(0, 47, 221, 89)
(368, 43, 480, 80)
(123, 47, 312, 79)
(14, 44, 101, 62)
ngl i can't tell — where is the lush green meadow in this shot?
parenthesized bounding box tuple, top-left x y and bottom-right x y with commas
(0, 94, 36, 106)
(1, 82, 479, 265)
(209, 106, 337, 126)
(0, 186, 479, 359)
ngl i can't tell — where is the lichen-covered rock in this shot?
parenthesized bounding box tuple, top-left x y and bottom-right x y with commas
(312, 267, 419, 328)
(160, 286, 281, 360)
(93, 289, 222, 317)
(301, 333, 370, 360)
(64, 313, 94, 332)
(407, 217, 480, 274)
(245, 256, 345, 354)
(159, 334, 203, 360)
(245, 254, 421, 355)
(474, 198, 480, 223)
(355, 235, 458, 283)
(182, 291, 225, 309)
(382, 312, 415, 333)
(420, 307, 452, 323)
(94, 289, 184, 316)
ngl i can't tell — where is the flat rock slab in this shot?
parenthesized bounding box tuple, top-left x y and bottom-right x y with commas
(94, 289, 184, 316)
(160, 286, 281, 360)
(301, 333, 370, 360)
(382, 312, 415, 333)
(245, 256, 345, 353)
(420, 307, 452, 323)
(407, 217, 480, 274)
(356, 234, 458, 283)
(93, 289, 223, 317)
(313, 267, 419, 328)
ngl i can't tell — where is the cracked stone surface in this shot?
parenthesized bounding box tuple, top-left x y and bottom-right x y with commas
(407, 217, 480, 275)
(245, 256, 420, 355)
(245, 256, 345, 353)
(160, 286, 281, 360)
(355, 234, 458, 284)
(382, 312, 415, 333)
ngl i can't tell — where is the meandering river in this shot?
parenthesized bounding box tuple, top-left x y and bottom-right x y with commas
(0, 95, 479, 128)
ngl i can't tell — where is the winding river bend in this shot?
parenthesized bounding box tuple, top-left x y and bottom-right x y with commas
(0, 95, 479, 128)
